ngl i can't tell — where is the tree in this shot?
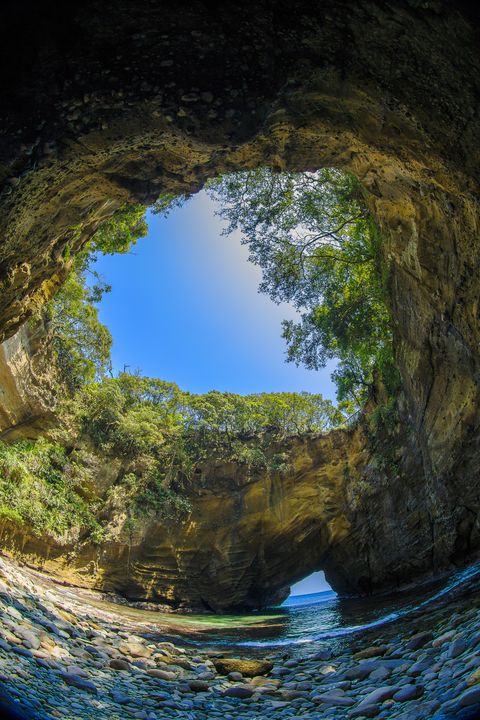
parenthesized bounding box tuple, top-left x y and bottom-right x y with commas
(206, 167, 396, 406)
(47, 204, 148, 393)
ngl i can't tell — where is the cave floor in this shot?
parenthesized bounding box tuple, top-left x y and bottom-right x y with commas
(0, 556, 479, 720)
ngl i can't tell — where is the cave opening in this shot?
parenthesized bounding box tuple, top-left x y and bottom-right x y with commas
(285, 570, 335, 604)
(90, 188, 337, 397)
(1, 2, 480, 717)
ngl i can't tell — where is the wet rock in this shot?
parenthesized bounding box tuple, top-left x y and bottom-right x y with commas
(393, 684, 424, 701)
(458, 686, 480, 707)
(312, 648, 333, 661)
(61, 672, 97, 694)
(213, 658, 273, 677)
(223, 685, 254, 699)
(406, 632, 433, 651)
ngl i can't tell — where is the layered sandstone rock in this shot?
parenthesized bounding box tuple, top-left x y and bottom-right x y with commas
(0, 320, 57, 440)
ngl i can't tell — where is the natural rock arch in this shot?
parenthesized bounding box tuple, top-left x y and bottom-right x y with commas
(1, 1, 480, 604)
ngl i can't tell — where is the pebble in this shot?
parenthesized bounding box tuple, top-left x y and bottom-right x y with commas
(447, 637, 467, 658)
(61, 672, 97, 694)
(393, 684, 424, 701)
(406, 631, 433, 651)
(224, 685, 254, 699)
(0, 555, 478, 720)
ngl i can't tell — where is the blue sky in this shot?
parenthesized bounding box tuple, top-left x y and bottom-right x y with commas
(93, 190, 336, 596)
(93, 191, 337, 398)
(290, 571, 332, 596)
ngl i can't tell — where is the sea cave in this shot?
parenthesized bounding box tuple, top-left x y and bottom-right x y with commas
(0, 1, 480, 719)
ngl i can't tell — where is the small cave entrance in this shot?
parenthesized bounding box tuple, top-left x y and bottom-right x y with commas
(283, 571, 335, 606)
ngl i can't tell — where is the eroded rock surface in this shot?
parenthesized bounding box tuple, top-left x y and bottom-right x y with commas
(0, 2, 480, 608)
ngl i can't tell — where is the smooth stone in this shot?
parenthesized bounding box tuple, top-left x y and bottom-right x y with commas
(213, 658, 273, 677)
(146, 668, 176, 680)
(369, 666, 391, 682)
(110, 658, 131, 671)
(408, 660, 431, 676)
(357, 686, 398, 708)
(467, 668, 480, 686)
(406, 632, 433, 651)
(393, 684, 424, 701)
(432, 630, 455, 648)
(223, 685, 254, 699)
(188, 680, 209, 692)
(354, 646, 388, 660)
(61, 672, 97, 694)
(228, 672, 243, 681)
(349, 705, 380, 718)
(458, 686, 480, 707)
(111, 690, 130, 704)
(12, 646, 33, 658)
(312, 691, 355, 707)
(448, 638, 467, 659)
(118, 641, 152, 658)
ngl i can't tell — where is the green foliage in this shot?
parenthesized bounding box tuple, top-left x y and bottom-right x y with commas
(61, 373, 343, 529)
(206, 167, 396, 406)
(0, 440, 103, 542)
(45, 272, 113, 395)
(132, 469, 192, 521)
(151, 192, 189, 218)
(46, 204, 148, 394)
(72, 373, 342, 458)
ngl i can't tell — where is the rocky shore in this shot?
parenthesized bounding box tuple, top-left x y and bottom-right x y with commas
(0, 556, 479, 720)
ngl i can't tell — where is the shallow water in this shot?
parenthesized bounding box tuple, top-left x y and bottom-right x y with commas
(139, 561, 480, 650)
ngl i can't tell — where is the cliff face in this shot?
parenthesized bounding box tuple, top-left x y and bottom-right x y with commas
(0, 321, 57, 441)
(0, 390, 473, 611)
(0, 2, 479, 609)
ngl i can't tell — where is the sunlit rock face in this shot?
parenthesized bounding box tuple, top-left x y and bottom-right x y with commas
(0, 321, 57, 440)
(0, 415, 423, 610)
(0, 2, 480, 609)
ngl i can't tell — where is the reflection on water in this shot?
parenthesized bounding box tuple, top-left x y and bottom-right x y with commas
(141, 562, 480, 649)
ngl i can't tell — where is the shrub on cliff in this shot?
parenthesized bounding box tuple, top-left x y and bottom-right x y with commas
(0, 440, 103, 543)
(46, 204, 148, 394)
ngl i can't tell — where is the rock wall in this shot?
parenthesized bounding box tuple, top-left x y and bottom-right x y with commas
(0, 320, 57, 440)
(0, 396, 471, 611)
(0, 1, 480, 607)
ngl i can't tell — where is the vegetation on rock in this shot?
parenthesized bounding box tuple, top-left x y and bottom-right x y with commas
(206, 167, 397, 408)
(45, 204, 148, 394)
(0, 439, 104, 543)
(1, 168, 399, 544)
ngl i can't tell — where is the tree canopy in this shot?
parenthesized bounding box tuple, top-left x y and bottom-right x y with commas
(46, 204, 148, 393)
(206, 167, 397, 407)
